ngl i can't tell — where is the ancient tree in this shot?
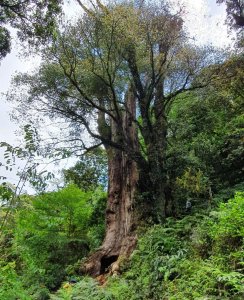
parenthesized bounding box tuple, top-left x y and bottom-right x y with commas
(11, 0, 222, 275)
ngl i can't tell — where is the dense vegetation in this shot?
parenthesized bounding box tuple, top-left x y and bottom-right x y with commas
(53, 192, 244, 300)
(1, 69, 243, 297)
(0, 184, 107, 299)
(0, 0, 243, 299)
(1, 189, 243, 299)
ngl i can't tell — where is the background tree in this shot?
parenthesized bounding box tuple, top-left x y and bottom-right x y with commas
(0, 184, 106, 296)
(166, 54, 244, 211)
(63, 148, 108, 191)
(217, 0, 244, 47)
(0, 0, 63, 60)
(217, 0, 244, 27)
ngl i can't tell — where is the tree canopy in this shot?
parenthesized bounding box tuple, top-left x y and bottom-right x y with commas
(0, 0, 63, 60)
(217, 0, 244, 27)
(11, 0, 224, 169)
(217, 0, 244, 47)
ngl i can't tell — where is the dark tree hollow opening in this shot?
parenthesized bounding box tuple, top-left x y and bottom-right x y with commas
(100, 255, 118, 274)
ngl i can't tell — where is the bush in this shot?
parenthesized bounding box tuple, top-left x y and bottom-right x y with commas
(51, 192, 243, 300)
(12, 185, 106, 292)
(0, 261, 32, 300)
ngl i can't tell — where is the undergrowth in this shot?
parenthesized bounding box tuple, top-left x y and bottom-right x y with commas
(51, 192, 244, 300)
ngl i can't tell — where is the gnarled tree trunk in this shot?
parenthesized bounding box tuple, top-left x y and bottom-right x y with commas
(85, 89, 140, 276)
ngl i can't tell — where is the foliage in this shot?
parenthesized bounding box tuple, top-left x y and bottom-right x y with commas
(176, 167, 209, 196)
(166, 55, 244, 212)
(0, 26, 10, 60)
(63, 148, 108, 191)
(52, 192, 244, 299)
(13, 185, 106, 290)
(167, 192, 244, 299)
(0, 261, 31, 300)
(86, 191, 107, 249)
(0, 124, 55, 193)
(217, 0, 244, 28)
(7, 0, 224, 219)
(50, 277, 114, 300)
(211, 192, 244, 250)
(0, 184, 106, 297)
(0, 182, 15, 203)
(0, 0, 63, 59)
(216, 0, 244, 47)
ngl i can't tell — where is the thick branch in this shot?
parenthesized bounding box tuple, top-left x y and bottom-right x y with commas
(126, 47, 145, 100)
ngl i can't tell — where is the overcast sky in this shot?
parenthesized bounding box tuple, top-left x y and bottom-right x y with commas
(0, 0, 232, 190)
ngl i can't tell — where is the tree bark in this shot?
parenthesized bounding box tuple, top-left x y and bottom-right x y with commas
(84, 89, 140, 277)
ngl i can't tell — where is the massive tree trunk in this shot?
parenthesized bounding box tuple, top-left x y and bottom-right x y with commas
(85, 89, 140, 276)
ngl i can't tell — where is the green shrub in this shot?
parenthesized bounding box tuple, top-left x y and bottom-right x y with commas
(53, 193, 244, 300)
(211, 192, 244, 240)
(12, 185, 106, 291)
(0, 261, 31, 300)
(50, 277, 114, 300)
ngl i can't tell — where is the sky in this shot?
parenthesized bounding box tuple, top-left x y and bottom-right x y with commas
(0, 0, 233, 191)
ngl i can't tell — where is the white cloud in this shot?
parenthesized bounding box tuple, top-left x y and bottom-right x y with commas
(183, 0, 206, 11)
(173, 0, 232, 47)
